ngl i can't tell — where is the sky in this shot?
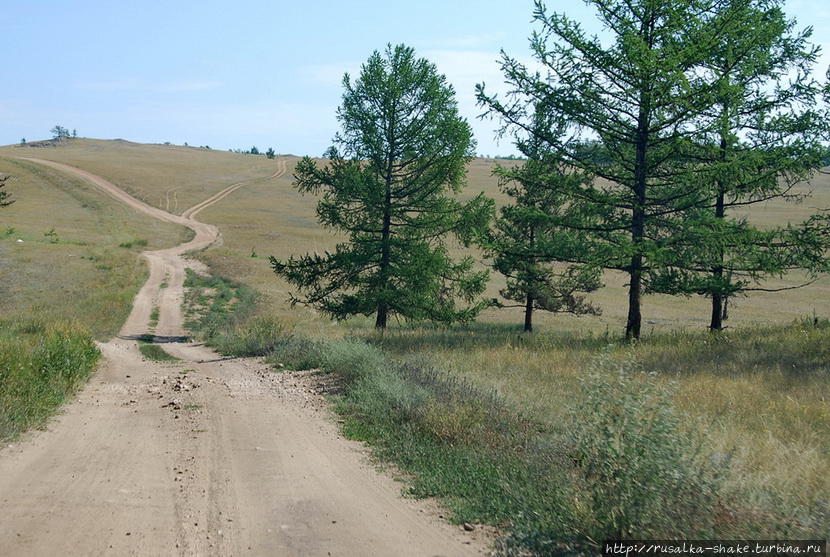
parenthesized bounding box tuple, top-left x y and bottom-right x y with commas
(3, 0, 829, 157)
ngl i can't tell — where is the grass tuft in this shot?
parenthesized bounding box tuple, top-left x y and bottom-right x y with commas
(0, 319, 100, 440)
(137, 341, 179, 362)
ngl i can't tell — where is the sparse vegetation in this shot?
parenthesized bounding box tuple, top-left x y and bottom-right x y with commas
(183, 268, 258, 339)
(50, 125, 71, 140)
(149, 306, 160, 328)
(118, 238, 148, 249)
(137, 340, 179, 362)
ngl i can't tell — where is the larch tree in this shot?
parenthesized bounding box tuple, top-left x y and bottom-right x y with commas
(271, 44, 493, 328)
(487, 110, 601, 332)
(648, 0, 830, 330)
(478, 0, 736, 339)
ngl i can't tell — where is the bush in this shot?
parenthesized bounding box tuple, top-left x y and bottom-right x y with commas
(211, 316, 286, 357)
(565, 357, 722, 540)
(320, 338, 385, 381)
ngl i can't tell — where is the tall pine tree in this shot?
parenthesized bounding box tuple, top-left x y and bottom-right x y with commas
(478, 0, 733, 339)
(649, 0, 830, 329)
(272, 45, 493, 328)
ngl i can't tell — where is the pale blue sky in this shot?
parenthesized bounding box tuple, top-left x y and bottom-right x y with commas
(3, 1, 828, 156)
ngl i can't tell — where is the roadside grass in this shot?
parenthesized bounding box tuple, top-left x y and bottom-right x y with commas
(137, 340, 179, 362)
(365, 322, 830, 538)
(197, 312, 828, 552)
(182, 267, 258, 341)
(180, 265, 829, 549)
(149, 306, 160, 328)
(0, 319, 99, 441)
(0, 154, 193, 441)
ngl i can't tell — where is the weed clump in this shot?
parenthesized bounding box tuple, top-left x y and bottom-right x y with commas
(0, 320, 99, 440)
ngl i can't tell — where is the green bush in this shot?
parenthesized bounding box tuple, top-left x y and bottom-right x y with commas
(320, 338, 385, 381)
(265, 335, 327, 370)
(0, 320, 100, 440)
(566, 357, 722, 540)
(210, 316, 286, 357)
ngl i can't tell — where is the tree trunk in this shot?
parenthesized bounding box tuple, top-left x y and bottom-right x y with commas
(376, 200, 392, 329)
(375, 305, 388, 329)
(722, 293, 729, 321)
(710, 291, 723, 331)
(710, 130, 728, 331)
(625, 13, 654, 342)
(626, 120, 650, 339)
(625, 253, 643, 341)
(710, 193, 725, 330)
(376, 145, 395, 329)
(524, 293, 533, 333)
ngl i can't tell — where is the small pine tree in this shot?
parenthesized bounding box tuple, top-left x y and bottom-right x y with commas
(487, 111, 601, 332)
(250, 146, 260, 155)
(266, 147, 275, 159)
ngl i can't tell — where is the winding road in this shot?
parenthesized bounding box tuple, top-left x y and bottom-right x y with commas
(0, 159, 487, 556)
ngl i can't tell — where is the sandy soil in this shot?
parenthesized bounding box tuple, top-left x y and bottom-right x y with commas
(0, 158, 489, 556)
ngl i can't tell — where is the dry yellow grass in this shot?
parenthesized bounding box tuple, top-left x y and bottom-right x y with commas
(0, 156, 197, 338)
(0, 138, 277, 214)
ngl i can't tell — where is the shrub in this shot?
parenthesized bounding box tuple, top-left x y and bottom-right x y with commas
(320, 338, 385, 381)
(565, 357, 722, 540)
(211, 316, 286, 357)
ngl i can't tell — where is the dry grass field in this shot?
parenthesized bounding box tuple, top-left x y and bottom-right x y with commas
(0, 155, 192, 338)
(2, 138, 828, 539)
(0, 139, 276, 215)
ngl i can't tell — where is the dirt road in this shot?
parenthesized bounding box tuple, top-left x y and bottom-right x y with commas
(0, 159, 488, 556)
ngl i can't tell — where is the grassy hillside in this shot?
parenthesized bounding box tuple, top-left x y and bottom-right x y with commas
(2, 139, 827, 546)
(0, 138, 277, 214)
(0, 141, 269, 441)
(0, 156, 191, 338)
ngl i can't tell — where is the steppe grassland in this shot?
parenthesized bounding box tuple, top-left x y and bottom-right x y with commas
(0, 156, 191, 338)
(194, 152, 830, 526)
(2, 140, 826, 526)
(0, 139, 276, 214)
(0, 153, 192, 439)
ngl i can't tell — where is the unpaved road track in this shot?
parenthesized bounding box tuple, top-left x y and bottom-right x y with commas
(0, 159, 488, 556)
